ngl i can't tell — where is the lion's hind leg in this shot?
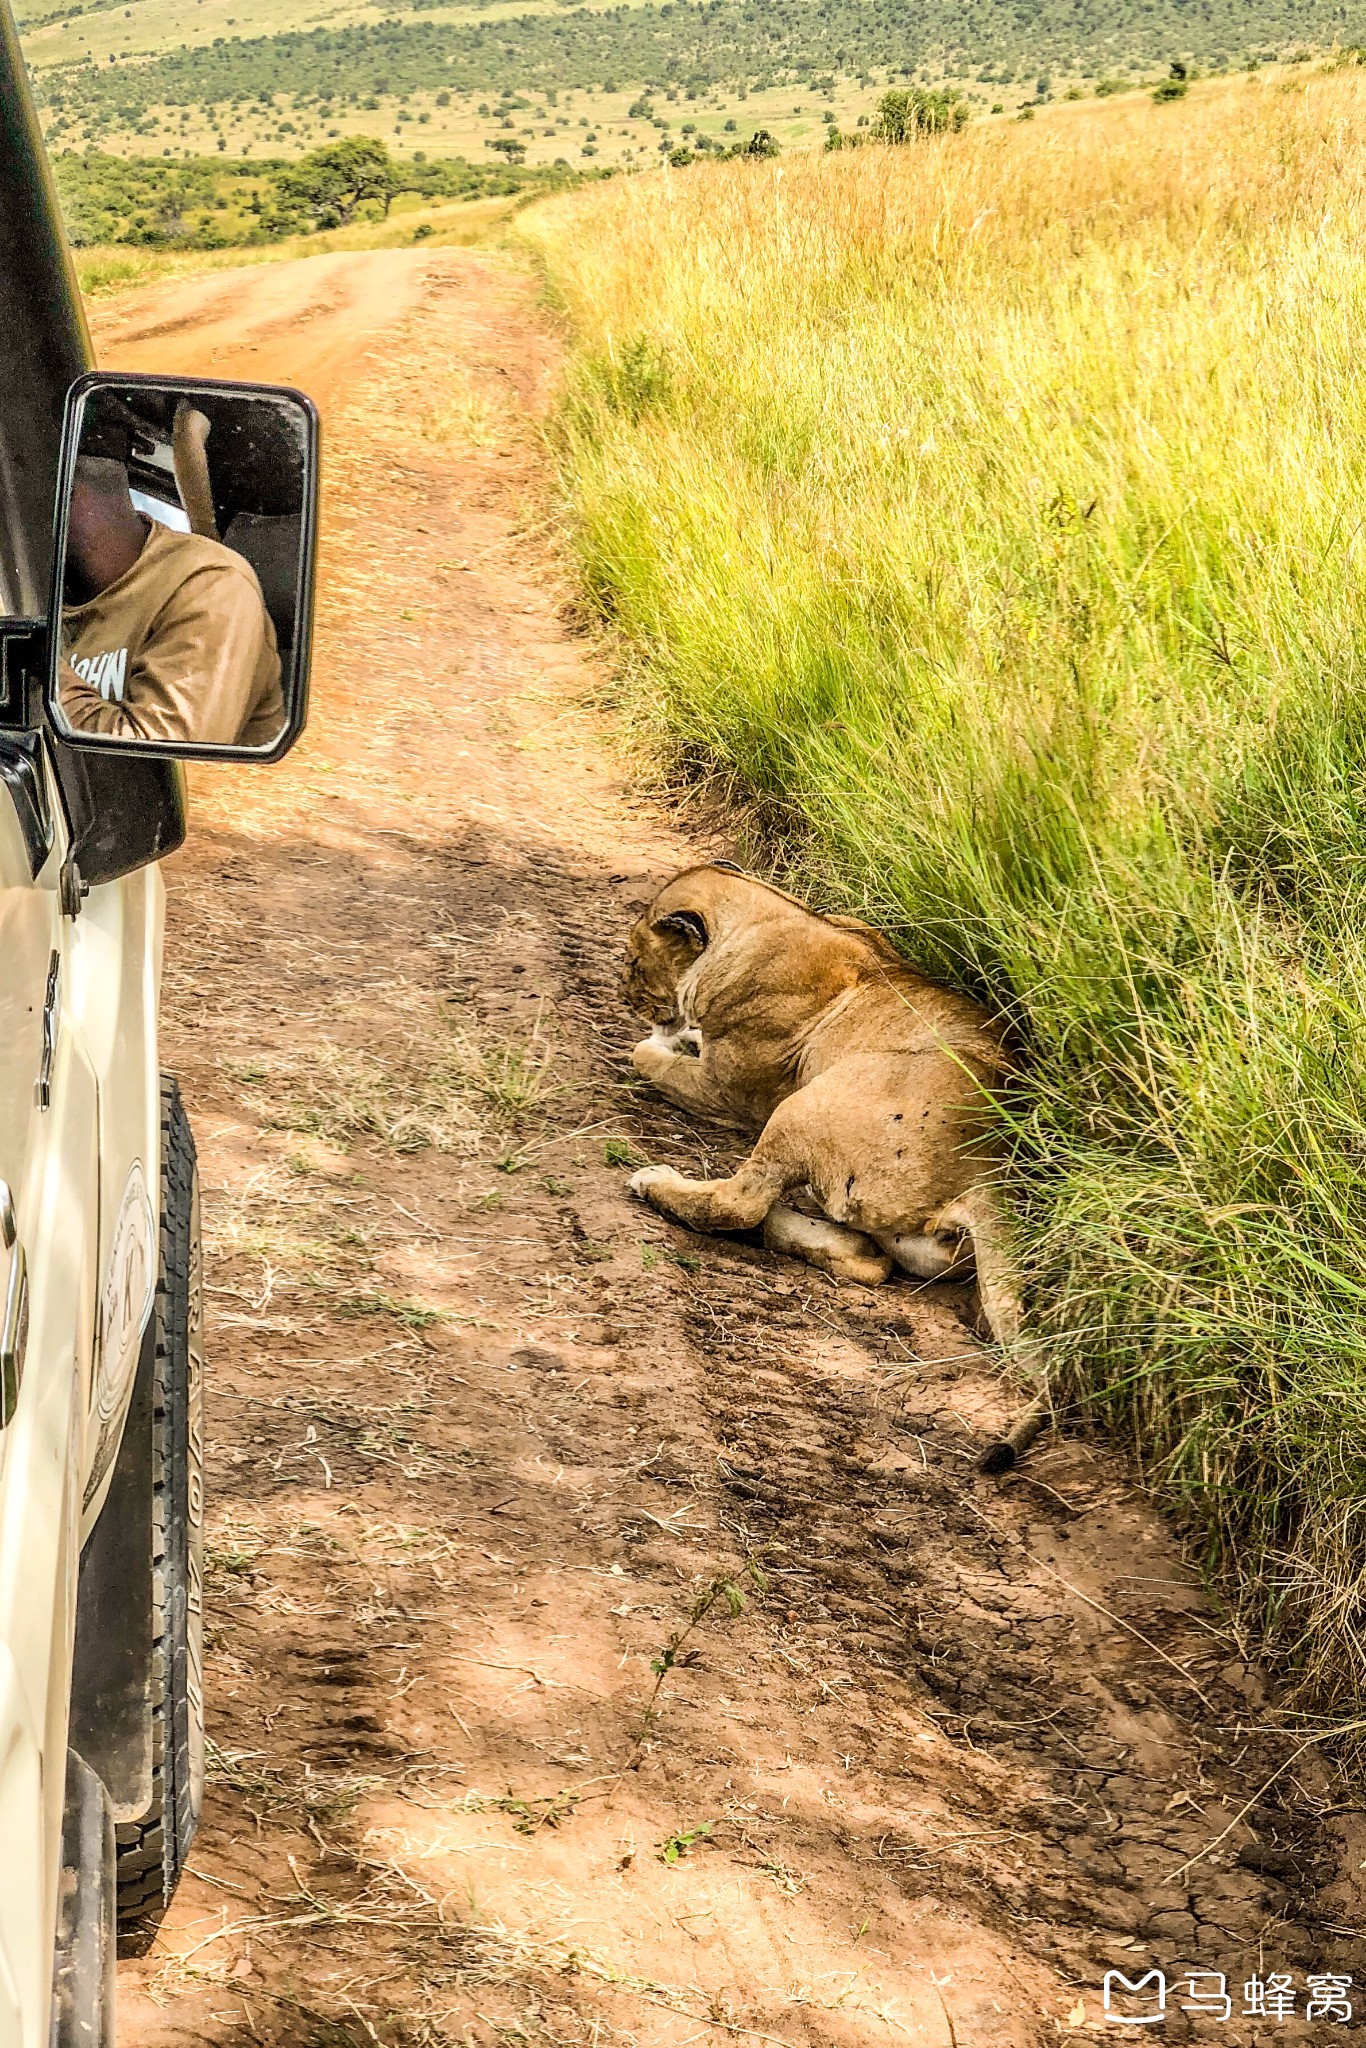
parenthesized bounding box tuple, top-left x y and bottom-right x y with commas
(764, 1204, 892, 1287)
(875, 1229, 974, 1282)
(928, 1187, 1022, 1349)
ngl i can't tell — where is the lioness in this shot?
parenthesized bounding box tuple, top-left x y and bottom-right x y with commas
(624, 864, 1022, 1348)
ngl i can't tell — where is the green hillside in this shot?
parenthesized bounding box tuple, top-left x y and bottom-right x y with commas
(19, 0, 1366, 167)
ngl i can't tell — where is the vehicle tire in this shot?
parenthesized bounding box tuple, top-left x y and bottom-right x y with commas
(114, 1076, 204, 1935)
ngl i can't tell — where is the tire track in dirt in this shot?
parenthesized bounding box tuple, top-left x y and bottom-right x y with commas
(91, 248, 431, 400)
(89, 248, 1363, 2048)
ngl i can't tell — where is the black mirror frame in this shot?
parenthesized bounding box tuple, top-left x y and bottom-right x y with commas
(45, 368, 319, 765)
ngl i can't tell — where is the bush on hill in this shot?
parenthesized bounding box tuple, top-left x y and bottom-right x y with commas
(830, 86, 970, 147)
(872, 87, 969, 140)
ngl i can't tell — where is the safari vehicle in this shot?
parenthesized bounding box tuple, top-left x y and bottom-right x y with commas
(0, 5, 318, 2040)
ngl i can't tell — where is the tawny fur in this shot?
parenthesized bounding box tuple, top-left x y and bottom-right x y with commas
(622, 864, 1021, 1346)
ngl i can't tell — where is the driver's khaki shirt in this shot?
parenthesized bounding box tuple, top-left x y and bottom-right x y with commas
(59, 521, 285, 748)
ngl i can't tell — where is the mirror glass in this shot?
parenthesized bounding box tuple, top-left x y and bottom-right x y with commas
(49, 378, 314, 756)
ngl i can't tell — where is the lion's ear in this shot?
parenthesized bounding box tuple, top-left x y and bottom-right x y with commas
(653, 909, 708, 954)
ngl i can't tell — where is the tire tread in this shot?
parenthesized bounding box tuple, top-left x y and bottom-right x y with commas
(114, 1077, 202, 1936)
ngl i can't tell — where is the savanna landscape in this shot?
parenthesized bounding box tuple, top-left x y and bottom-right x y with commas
(26, 2, 1366, 2041)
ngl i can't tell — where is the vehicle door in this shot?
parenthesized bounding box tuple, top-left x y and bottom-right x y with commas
(0, 739, 99, 2046)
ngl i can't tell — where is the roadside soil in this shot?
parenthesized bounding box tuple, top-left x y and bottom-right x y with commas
(91, 247, 1364, 2047)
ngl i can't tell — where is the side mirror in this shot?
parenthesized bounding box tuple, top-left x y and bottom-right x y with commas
(45, 371, 318, 762)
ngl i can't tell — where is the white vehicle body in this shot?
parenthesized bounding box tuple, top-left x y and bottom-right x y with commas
(0, 2, 316, 2036)
(0, 788, 163, 2041)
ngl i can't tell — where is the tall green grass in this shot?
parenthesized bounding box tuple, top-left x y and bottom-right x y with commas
(523, 70, 1366, 1722)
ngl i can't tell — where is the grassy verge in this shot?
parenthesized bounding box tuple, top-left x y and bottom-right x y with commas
(522, 68, 1366, 1726)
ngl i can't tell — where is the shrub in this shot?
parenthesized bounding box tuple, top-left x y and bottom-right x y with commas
(872, 86, 970, 141)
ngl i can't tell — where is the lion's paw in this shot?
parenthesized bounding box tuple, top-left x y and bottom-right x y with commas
(630, 1038, 672, 1081)
(628, 1165, 686, 1206)
(632, 1028, 702, 1082)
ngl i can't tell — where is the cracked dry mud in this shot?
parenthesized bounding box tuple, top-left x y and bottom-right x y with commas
(89, 246, 1364, 2047)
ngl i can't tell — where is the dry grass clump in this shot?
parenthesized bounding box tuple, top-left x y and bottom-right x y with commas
(522, 68, 1366, 1724)
(419, 365, 510, 451)
(225, 1015, 556, 1157)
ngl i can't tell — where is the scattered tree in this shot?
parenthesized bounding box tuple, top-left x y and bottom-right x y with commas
(278, 136, 398, 222)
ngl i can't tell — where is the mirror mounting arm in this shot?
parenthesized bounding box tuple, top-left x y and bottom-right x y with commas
(58, 851, 89, 919)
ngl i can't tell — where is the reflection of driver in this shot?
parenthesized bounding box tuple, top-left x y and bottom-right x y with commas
(59, 453, 285, 747)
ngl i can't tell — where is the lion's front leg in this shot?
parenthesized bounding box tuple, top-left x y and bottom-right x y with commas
(631, 1032, 730, 1119)
(630, 1154, 791, 1234)
(629, 1076, 820, 1234)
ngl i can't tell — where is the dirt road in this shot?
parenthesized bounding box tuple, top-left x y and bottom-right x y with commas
(90, 247, 1362, 2047)
(90, 248, 433, 403)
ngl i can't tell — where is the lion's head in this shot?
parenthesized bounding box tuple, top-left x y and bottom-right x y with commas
(622, 905, 708, 1024)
